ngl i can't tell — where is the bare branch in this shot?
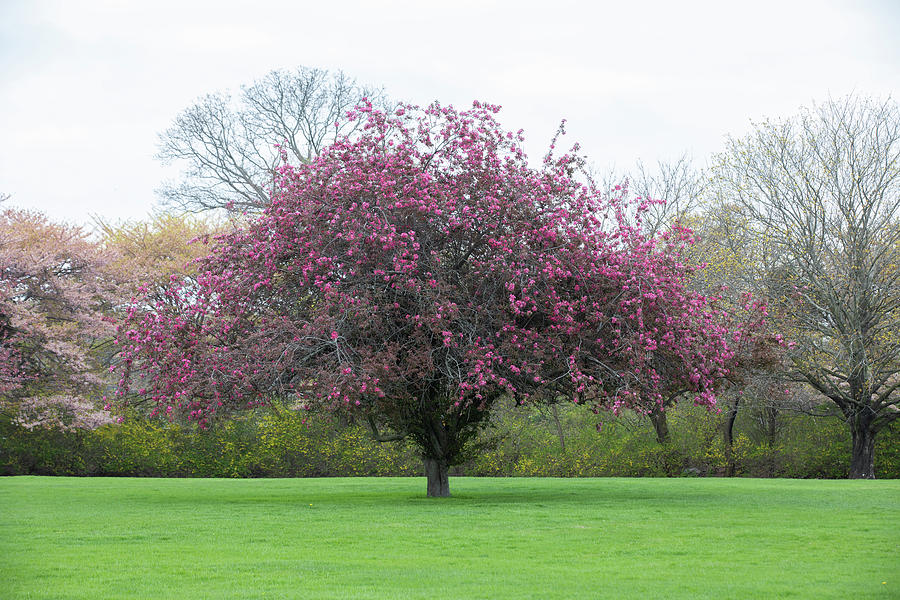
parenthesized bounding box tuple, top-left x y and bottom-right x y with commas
(157, 67, 389, 214)
(712, 95, 900, 477)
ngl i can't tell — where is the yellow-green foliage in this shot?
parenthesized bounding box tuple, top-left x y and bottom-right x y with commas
(98, 212, 227, 292)
(2, 404, 898, 479)
(460, 401, 892, 479)
(90, 420, 182, 475)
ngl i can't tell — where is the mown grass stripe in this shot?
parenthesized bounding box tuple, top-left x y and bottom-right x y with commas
(1, 476, 897, 599)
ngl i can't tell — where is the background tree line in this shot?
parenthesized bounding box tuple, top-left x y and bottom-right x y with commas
(3, 398, 898, 478)
(2, 67, 898, 481)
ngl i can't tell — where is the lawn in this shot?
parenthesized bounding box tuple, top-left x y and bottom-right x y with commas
(1, 476, 897, 599)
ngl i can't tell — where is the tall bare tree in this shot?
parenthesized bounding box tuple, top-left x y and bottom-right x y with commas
(712, 96, 900, 478)
(158, 67, 386, 213)
(632, 154, 707, 236)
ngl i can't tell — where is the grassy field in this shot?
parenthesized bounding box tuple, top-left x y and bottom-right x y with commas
(1, 476, 897, 599)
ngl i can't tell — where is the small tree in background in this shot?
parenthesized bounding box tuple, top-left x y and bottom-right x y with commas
(119, 102, 738, 496)
(590, 156, 714, 443)
(0, 206, 118, 430)
(97, 212, 225, 298)
(157, 67, 386, 213)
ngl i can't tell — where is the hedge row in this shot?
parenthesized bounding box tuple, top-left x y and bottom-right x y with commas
(0, 411, 421, 478)
(466, 403, 900, 479)
(2, 403, 898, 478)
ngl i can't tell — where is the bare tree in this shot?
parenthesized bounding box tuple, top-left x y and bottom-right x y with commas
(712, 95, 900, 478)
(684, 204, 797, 473)
(157, 67, 387, 213)
(632, 154, 707, 236)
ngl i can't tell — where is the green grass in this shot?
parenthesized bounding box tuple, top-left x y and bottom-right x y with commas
(1, 477, 897, 599)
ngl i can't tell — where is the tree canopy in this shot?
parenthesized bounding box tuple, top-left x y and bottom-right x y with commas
(0, 206, 118, 430)
(119, 101, 738, 495)
(712, 95, 900, 478)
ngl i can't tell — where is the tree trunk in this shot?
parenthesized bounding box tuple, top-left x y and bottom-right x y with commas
(423, 456, 450, 497)
(550, 403, 566, 452)
(849, 423, 876, 479)
(649, 406, 669, 444)
(765, 405, 778, 477)
(724, 396, 740, 477)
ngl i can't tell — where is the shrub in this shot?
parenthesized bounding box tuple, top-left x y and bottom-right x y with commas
(1, 402, 897, 478)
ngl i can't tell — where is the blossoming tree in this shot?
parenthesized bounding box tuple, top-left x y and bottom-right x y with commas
(118, 102, 736, 496)
(0, 207, 117, 430)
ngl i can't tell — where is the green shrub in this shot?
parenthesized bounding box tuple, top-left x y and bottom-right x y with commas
(0, 415, 90, 475)
(1, 400, 897, 478)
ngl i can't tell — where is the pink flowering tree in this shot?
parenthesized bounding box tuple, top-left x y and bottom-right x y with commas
(118, 102, 736, 496)
(0, 207, 118, 430)
(0, 317, 24, 395)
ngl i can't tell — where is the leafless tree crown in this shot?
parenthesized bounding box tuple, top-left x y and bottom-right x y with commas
(157, 67, 387, 213)
(633, 154, 707, 235)
(712, 96, 900, 446)
(592, 154, 706, 236)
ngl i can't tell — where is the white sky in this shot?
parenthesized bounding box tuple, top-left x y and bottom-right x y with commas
(1, 0, 898, 229)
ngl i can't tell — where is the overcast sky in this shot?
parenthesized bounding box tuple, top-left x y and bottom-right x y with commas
(1, 0, 898, 228)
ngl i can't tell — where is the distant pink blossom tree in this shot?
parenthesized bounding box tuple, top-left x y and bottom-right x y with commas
(0, 207, 117, 430)
(14, 395, 113, 431)
(118, 102, 737, 496)
(0, 331, 24, 396)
